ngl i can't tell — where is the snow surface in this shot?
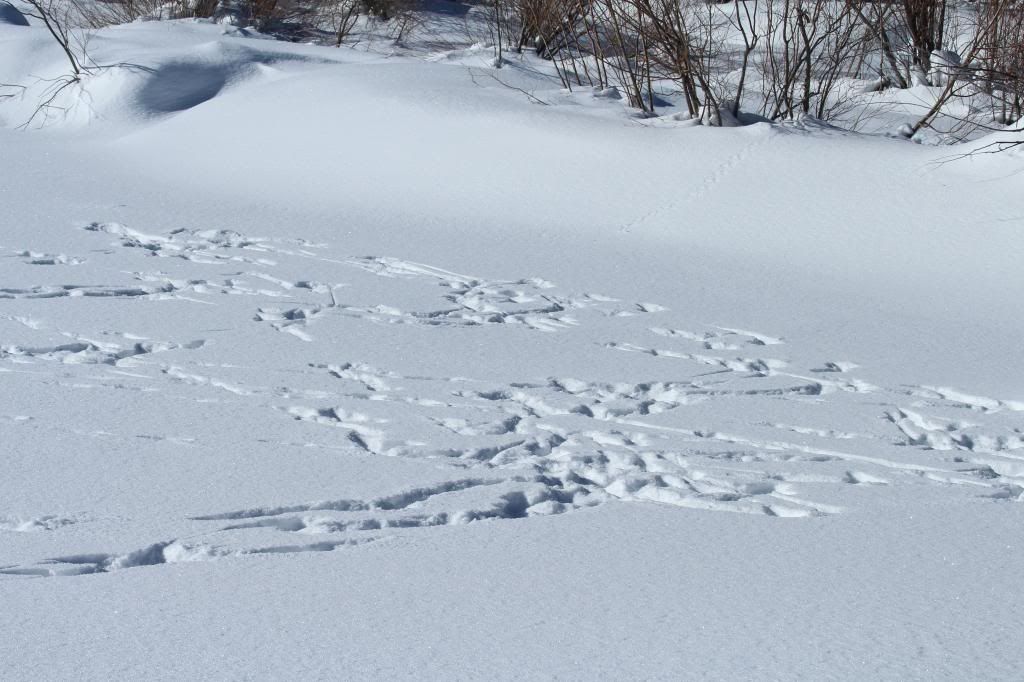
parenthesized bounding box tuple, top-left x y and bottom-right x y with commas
(0, 1, 28, 26)
(2, 12, 1023, 681)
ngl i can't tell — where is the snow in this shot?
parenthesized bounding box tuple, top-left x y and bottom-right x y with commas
(0, 1, 28, 25)
(2, 11, 1023, 680)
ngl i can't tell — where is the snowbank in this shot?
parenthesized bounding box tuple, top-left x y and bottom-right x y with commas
(0, 1, 28, 26)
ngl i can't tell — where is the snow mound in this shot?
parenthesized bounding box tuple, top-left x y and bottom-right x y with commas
(959, 124, 1024, 155)
(92, 41, 328, 124)
(0, 31, 348, 128)
(937, 123, 1024, 176)
(136, 61, 232, 113)
(0, 1, 29, 26)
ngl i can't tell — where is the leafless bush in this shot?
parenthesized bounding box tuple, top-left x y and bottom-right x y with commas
(482, 0, 874, 122)
(383, 0, 421, 44)
(906, 0, 1017, 137)
(363, 0, 414, 22)
(248, 0, 296, 30)
(78, 0, 219, 27)
(626, 0, 721, 116)
(725, 0, 760, 117)
(848, 0, 908, 88)
(759, 0, 864, 119)
(514, 0, 586, 57)
(320, 0, 361, 44)
(900, 0, 948, 79)
(7, 0, 101, 127)
(13, 0, 1024, 141)
(22, 0, 89, 75)
(975, 0, 1024, 123)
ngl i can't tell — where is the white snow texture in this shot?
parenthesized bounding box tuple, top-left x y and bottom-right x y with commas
(1, 9, 1023, 682)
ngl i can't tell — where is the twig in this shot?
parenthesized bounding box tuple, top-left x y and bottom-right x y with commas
(467, 67, 551, 105)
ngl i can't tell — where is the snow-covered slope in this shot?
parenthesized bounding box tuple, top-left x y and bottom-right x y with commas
(1, 15, 1022, 681)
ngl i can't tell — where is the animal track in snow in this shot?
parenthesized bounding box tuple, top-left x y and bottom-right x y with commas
(886, 408, 1024, 453)
(0, 515, 83, 532)
(246, 255, 664, 341)
(193, 478, 513, 521)
(4, 221, 1024, 578)
(619, 133, 773, 233)
(254, 305, 326, 341)
(281, 349, 1024, 519)
(1, 335, 205, 366)
(162, 366, 251, 395)
(337, 256, 656, 332)
(907, 385, 1024, 413)
(0, 537, 378, 577)
(606, 340, 788, 376)
(608, 330, 878, 396)
(282, 405, 407, 456)
(262, 365, 884, 519)
(812, 361, 860, 373)
(82, 222, 327, 266)
(15, 251, 84, 265)
(0, 283, 171, 299)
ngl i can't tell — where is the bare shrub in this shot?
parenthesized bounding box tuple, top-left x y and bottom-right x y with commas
(907, 0, 1018, 137)
(6, 0, 101, 127)
(78, 0, 219, 27)
(759, 0, 865, 119)
(900, 0, 948, 79)
(976, 0, 1024, 124)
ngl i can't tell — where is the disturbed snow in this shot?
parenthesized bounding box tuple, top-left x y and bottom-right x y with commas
(1, 14, 1023, 681)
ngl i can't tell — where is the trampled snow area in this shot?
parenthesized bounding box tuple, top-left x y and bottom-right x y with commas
(2, 11, 1024, 681)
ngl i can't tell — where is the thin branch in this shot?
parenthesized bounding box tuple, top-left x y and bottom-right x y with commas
(468, 67, 551, 105)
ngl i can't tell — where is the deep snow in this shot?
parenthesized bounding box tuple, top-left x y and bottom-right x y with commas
(1, 12, 1023, 681)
